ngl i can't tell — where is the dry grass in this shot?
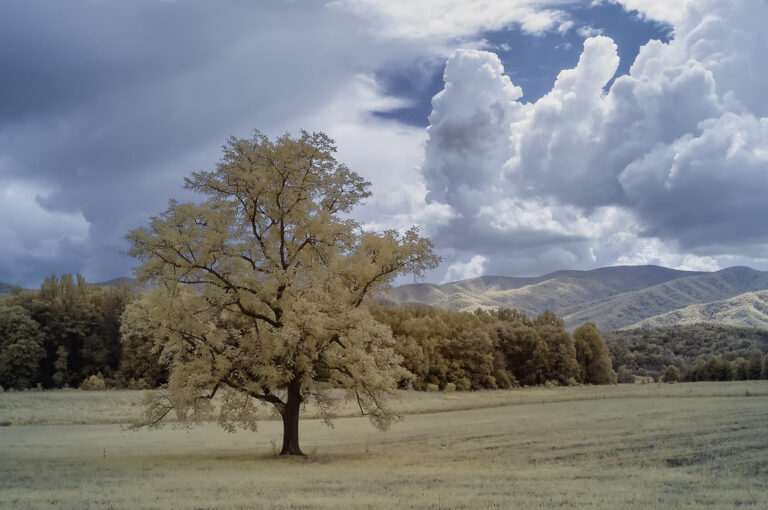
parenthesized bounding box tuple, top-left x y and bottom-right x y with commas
(2, 381, 765, 426)
(1, 381, 767, 508)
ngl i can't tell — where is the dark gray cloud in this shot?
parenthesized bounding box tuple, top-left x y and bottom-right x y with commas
(619, 113, 768, 248)
(0, 0, 423, 287)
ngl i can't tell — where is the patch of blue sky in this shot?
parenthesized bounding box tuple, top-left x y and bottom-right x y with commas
(373, 1, 672, 127)
(372, 59, 445, 127)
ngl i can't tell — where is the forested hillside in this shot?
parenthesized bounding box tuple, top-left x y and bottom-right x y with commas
(381, 265, 701, 321)
(564, 267, 768, 330)
(383, 266, 768, 330)
(622, 290, 768, 329)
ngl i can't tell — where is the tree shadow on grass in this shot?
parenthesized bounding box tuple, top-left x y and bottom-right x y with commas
(112, 447, 374, 467)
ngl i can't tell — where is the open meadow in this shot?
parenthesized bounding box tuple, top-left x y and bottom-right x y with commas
(1, 381, 767, 509)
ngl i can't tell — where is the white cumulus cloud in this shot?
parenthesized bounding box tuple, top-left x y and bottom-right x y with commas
(609, 0, 693, 24)
(329, 0, 570, 39)
(442, 255, 489, 283)
(417, 0, 768, 280)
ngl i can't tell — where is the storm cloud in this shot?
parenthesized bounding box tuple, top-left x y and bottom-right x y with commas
(2, 0, 766, 287)
(0, 0, 434, 286)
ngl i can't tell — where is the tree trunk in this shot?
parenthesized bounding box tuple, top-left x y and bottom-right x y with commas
(280, 378, 304, 456)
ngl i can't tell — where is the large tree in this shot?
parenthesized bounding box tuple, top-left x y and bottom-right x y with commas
(124, 131, 439, 455)
(573, 323, 616, 385)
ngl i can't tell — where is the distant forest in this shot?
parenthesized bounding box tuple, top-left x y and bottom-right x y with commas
(604, 324, 768, 381)
(1, 274, 767, 391)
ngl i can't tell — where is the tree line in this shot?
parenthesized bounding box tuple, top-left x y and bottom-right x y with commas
(4, 276, 768, 391)
(1, 274, 619, 391)
(3, 276, 767, 391)
(0, 274, 166, 390)
(371, 305, 615, 390)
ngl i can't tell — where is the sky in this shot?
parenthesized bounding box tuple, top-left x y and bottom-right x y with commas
(2, 0, 768, 288)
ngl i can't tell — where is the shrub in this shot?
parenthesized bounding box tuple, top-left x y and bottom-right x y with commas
(456, 378, 472, 391)
(616, 365, 634, 384)
(661, 365, 680, 383)
(128, 377, 150, 390)
(79, 372, 106, 391)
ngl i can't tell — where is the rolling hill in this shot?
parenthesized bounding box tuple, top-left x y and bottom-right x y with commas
(622, 289, 768, 330)
(382, 265, 768, 330)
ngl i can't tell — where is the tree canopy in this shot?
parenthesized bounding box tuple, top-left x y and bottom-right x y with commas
(124, 131, 440, 455)
(371, 305, 604, 390)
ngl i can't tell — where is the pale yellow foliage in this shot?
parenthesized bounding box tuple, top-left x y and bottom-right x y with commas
(123, 131, 439, 448)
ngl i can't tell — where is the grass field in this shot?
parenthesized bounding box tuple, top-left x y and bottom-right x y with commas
(1, 382, 767, 508)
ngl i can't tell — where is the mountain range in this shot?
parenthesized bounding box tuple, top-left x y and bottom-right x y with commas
(381, 265, 768, 331)
(4, 265, 768, 331)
